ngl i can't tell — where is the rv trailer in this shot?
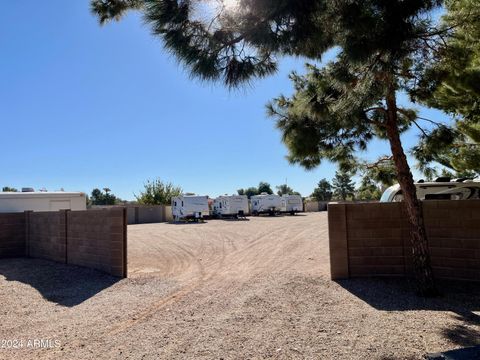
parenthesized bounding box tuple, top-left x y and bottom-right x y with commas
(0, 191, 87, 213)
(380, 178, 480, 202)
(213, 195, 249, 218)
(280, 194, 303, 215)
(172, 195, 209, 222)
(250, 193, 282, 216)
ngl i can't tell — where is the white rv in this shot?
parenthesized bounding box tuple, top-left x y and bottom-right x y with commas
(380, 178, 480, 202)
(172, 195, 209, 221)
(281, 194, 304, 215)
(0, 191, 87, 213)
(213, 195, 249, 218)
(250, 193, 282, 216)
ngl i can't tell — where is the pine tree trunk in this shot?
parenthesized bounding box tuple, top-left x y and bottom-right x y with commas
(385, 83, 438, 297)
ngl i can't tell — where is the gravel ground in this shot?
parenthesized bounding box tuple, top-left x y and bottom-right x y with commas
(1, 212, 480, 359)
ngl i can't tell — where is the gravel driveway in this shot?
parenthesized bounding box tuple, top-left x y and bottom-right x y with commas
(1, 212, 479, 359)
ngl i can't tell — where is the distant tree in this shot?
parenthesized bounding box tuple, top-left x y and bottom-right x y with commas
(244, 187, 259, 199)
(135, 178, 182, 205)
(356, 178, 382, 201)
(311, 179, 333, 202)
(90, 188, 118, 205)
(276, 184, 293, 196)
(276, 184, 300, 196)
(257, 182, 273, 195)
(363, 158, 397, 188)
(2, 186, 18, 192)
(332, 171, 355, 201)
(238, 182, 274, 198)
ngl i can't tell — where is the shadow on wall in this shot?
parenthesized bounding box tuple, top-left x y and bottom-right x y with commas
(0, 258, 120, 307)
(337, 278, 480, 348)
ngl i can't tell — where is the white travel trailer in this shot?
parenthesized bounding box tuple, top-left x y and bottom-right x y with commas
(281, 194, 304, 215)
(0, 191, 87, 213)
(172, 195, 209, 221)
(250, 193, 282, 216)
(213, 195, 249, 218)
(380, 178, 480, 202)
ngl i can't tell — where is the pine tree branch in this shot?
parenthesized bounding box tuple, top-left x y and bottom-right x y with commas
(411, 119, 429, 137)
(365, 156, 394, 169)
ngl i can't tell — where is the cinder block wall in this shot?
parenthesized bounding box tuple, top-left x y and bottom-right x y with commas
(126, 205, 169, 224)
(28, 211, 67, 263)
(305, 201, 328, 212)
(0, 213, 25, 258)
(0, 209, 127, 278)
(329, 201, 480, 281)
(67, 208, 127, 277)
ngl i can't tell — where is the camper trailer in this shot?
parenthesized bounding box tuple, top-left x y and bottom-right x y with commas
(172, 195, 209, 221)
(213, 195, 249, 218)
(250, 193, 282, 216)
(380, 178, 480, 202)
(281, 194, 303, 215)
(0, 191, 87, 213)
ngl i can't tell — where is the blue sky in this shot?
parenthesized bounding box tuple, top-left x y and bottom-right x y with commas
(0, 1, 450, 200)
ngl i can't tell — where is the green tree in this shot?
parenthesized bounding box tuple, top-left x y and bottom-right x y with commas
(311, 179, 333, 202)
(332, 171, 355, 201)
(2, 187, 18, 192)
(276, 184, 299, 196)
(135, 178, 182, 205)
(257, 182, 273, 195)
(91, 0, 446, 294)
(356, 178, 383, 201)
(363, 158, 398, 188)
(414, 0, 480, 123)
(411, 0, 480, 175)
(90, 188, 119, 205)
(244, 187, 259, 198)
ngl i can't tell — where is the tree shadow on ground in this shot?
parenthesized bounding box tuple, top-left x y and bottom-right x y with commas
(337, 278, 480, 348)
(0, 258, 120, 307)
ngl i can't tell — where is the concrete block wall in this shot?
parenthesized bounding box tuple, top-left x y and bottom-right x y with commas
(126, 205, 171, 224)
(0, 213, 25, 258)
(67, 208, 127, 277)
(28, 211, 67, 263)
(329, 201, 480, 281)
(0, 209, 127, 278)
(305, 201, 328, 212)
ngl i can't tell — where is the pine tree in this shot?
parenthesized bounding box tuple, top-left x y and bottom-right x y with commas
(90, 0, 456, 295)
(332, 171, 355, 201)
(411, 0, 480, 176)
(311, 179, 333, 202)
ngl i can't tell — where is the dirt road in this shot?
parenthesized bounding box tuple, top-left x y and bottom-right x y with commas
(1, 213, 479, 359)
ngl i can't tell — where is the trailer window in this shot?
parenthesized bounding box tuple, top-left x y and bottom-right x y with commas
(174, 201, 177, 206)
(182, 201, 184, 207)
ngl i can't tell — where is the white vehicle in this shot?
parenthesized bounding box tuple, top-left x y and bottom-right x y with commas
(0, 191, 87, 212)
(380, 178, 480, 202)
(250, 193, 282, 216)
(213, 195, 249, 218)
(172, 195, 209, 221)
(281, 194, 304, 215)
